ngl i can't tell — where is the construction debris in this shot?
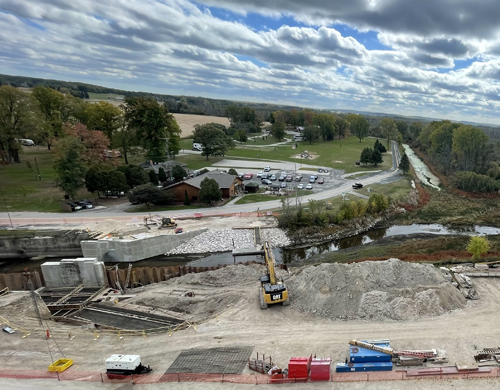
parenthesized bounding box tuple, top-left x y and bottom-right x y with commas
(288, 259, 467, 321)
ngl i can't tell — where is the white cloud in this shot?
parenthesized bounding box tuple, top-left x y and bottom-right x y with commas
(1, 0, 500, 124)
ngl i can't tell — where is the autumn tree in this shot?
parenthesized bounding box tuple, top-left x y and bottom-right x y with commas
(271, 121, 286, 141)
(467, 236, 490, 260)
(0, 86, 40, 163)
(64, 123, 113, 168)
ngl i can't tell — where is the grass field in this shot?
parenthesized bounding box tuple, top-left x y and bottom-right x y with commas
(0, 147, 93, 212)
(235, 190, 313, 205)
(356, 178, 412, 200)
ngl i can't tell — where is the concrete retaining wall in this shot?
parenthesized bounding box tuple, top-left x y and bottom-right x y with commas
(41, 258, 106, 288)
(0, 232, 87, 259)
(80, 228, 208, 263)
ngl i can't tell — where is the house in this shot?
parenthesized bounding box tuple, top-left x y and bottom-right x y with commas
(244, 181, 260, 193)
(168, 169, 244, 202)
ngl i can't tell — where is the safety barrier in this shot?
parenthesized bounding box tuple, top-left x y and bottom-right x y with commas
(0, 367, 498, 385)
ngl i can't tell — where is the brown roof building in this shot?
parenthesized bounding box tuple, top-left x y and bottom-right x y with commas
(168, 169, 244, 203)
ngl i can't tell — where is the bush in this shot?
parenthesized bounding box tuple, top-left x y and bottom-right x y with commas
(367, 193, 389, 214)
(451, 171, 500, 193)
(172, 164, 187, 180)
(128, 184, 174, 207)
(116, 165, 149, 188)
(467, 236, 490, 260)
(158, 167, 167, 182)
(148, 169, 158, 185)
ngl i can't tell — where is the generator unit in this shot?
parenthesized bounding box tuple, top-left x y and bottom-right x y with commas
(105, 355, 152, 376)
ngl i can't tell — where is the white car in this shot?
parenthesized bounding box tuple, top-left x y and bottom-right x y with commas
(306, 184, 313, 190)
(297, 183, 304, 189)
(264, 166, 271, 172)
(257, 171, 263, 178)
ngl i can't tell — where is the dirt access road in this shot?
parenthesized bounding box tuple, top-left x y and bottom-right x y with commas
(1, 271, 500, 389)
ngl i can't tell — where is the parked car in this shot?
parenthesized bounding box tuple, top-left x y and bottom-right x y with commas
(295, 175, 303, 182)
(279, 174, 286, 181)
(297, 183, 304, 189)
(280, 182, 287, 188)
(318, 178, 325, 184)
(270, 174, 277, 181)
(238, 173, 245, 179)
(309, 176, 315, 183)
(105, 190, 125, 197)
(312, 174, 318, 180)
(352, 183, 363, 189)
(65, 202, 82, 212)
(2, 326, 14, 334)
(257, 171, 263, 178)
(286, 175, 293, 182)
(264, 166, 271, 172)
(77, 199, 93, 209)
(244, 173, 253, 180)
(306, 184, 313, 190)
(261, 179, 272, 185)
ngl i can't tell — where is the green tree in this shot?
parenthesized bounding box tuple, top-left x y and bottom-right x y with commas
(54, 137, 87, 199)
(158, 167, 167, 182)
(199, 177, 222, 204)
(184, 189, 190, 205)
(452, 125, 489, 173)
(395, 120, 409, 140)
(172, 164, 187, 180)
(360, 147, 373, 166)
(372, 149, 383, 167)
(100, 170, 128, 196)
(114, 115, 137, 165)
(303, 126, 319, 145)
(0, 86, 40, 163)
(84, 101, 122, 142)
(236, 129, 247, 142)
(85, 166, 102, 196)
(149, 169, 158, 185)
(428, 121, 458, 174)
(127, 184, 172, 208)
(271, 121, 286, 141)
(123, 97, 181, 162)
(32, 86, 66, 150)
(399, 152, 410, 174)
(228, 168, 238, 175)
(335, 117, 349, 140)
(367, 193, 389, 214)
(116, 165, 149, 188)
(193, 123, 231, 160)
(347, 114, 369, 143)
(379, 118, 397, 149)
(313, 113, 336, 141)
(467, 236, 490, 260)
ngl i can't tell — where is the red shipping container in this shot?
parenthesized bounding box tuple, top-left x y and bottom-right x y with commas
(310, 358, 331, 381)
(288, 357, 311, 379)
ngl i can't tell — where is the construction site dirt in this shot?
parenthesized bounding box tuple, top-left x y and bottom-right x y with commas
(1, 261, 500, 390)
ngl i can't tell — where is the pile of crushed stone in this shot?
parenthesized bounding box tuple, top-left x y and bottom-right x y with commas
(287, 259, 466, 321)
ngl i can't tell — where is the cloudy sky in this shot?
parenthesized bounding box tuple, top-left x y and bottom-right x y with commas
(2, 1, 500, 125)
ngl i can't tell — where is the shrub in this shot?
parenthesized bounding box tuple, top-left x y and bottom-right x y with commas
(451, 171, 500, 193)
(367, 193, 389, 214)
(467, 236, 490, 260)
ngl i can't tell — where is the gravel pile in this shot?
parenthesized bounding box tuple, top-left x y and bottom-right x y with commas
(170, 264, 264, 287)
(167, 228, 290, 254)
(288, 259, 466, 321)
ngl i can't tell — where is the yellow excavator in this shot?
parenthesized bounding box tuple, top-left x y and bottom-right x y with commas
(259, 241, 289, 309)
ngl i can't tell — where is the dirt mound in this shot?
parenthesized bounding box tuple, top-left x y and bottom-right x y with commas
(288, 259, 466, 321)
(170, 264, 264, 287)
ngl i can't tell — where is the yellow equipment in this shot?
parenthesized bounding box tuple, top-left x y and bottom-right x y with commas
(259, 241, 289, 309)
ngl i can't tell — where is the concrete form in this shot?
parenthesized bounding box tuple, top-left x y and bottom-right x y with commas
(80, 228, 207, 262)
(41, 258, 106, 288)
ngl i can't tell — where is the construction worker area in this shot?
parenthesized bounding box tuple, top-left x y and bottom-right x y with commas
(2, 241, 500, 389)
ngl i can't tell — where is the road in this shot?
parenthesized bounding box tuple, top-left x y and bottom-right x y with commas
(0, 142, 401, 228)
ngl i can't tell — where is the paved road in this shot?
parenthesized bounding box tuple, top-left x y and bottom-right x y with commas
(0, 142, 401, 227)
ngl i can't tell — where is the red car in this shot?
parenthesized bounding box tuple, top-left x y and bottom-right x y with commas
(244, 173, 253, 180)
(318, 178, 325, 184)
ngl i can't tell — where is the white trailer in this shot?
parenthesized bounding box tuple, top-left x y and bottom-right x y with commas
(105, 354, 152, 375)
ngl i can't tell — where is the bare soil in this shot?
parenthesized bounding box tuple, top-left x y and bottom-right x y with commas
(173, 114, 230, 137)
(1, 262, 500, 390)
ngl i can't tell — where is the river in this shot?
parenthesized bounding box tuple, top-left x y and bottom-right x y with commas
(1, 224, 498, 274)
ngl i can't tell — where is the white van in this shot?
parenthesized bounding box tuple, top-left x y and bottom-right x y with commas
(293, 135, 303, 142)
(192, 142, 203, 151)
(20, 139, 35, 146)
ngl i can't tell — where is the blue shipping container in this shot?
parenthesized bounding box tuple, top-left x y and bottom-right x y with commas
(336, 362, 393, 373)
(349, 341, 392, 363)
